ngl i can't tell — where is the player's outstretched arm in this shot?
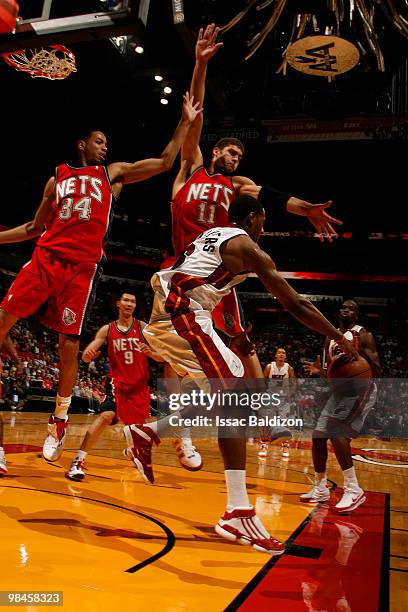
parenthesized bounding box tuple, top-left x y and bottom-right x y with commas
(237, 182, 342, 243)
(225, 236, 356, 356)
(82, 324, 109, 363)
(253, 249, 343, 339)
(180, 24, 223, 166)
(108, 93, 202, 191)
(0, 177, 54, 244)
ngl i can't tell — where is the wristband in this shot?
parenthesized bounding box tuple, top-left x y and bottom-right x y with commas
(258, 185, 290, 210)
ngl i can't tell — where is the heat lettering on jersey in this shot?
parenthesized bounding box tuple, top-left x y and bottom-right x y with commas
(186, 183, 234, 210)
(203, 230, 221, 253)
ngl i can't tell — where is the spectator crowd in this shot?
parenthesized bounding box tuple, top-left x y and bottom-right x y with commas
(0, 272, 407, 437)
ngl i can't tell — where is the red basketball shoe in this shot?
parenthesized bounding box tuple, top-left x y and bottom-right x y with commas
(124, 424, 160, 485)
(43, 415, 68, 461)
(215, 507, 285, 555)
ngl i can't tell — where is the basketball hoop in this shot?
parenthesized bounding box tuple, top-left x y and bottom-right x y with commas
(2, 44, 76, 79)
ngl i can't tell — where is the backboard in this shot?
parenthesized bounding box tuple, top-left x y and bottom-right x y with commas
(0, 0, 150, 53)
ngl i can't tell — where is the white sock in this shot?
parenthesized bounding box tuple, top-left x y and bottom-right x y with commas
(315, 472, 327, 487)
(225, 470, 251, 510)
(178, 427, 192, 443)
(0, 446, 4, 455)
(343, 466, 359, 488)
(75, 450, 87, 462)
(55, 395, 71, 419)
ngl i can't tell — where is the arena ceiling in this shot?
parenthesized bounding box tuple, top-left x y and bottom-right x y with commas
(0, 0, 406, 269)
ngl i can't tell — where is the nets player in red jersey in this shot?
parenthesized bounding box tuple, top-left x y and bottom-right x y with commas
(66, 292, 163, 482)
(0, 333, 22, 474)
(170, 24, 343, 376)
(0, 92, 202, 466)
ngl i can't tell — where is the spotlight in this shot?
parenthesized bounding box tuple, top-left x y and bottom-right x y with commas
(135, 46, 144, 54)
(154, 75, 163, 81)
(163, 86, 172, 94)
(160, 98, 169, 105)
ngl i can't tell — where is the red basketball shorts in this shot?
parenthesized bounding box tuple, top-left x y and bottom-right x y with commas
(0, 246, 102, 336)
(100, 378, 151, 425)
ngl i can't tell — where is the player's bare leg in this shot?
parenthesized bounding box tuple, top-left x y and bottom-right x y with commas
(300, 437, 330, 503)
(58, 334, 80, 398)
(0, 414, 6, 474)
(313, 437, 329, 472)
(331, 436, 365, 513)
(216, 436, 284, 555)
(218, 437, 246, 470)
(0, 309, 18, 345)
(43, 334, 79, 461)
(0, 310, 19, 473)
(330, 436, 353, 470)
(66, 411, 115, 481)
(241, 352, 263, 378)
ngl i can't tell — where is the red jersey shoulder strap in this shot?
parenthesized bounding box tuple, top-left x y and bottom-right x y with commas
(186, 164, 205, 181)
(102, 165, 117, 201)
(135, 319, 146, 341)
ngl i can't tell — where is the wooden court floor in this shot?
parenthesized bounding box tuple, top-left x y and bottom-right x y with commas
(0, 411, 407, 611)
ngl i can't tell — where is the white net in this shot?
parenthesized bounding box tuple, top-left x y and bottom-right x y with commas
(2, 45, 77, 79)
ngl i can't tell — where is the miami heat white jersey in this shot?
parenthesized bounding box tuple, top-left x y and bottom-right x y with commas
(329, 324, 363, 359)
(150, 226, 249, 319)
(268, 362, 290, 379)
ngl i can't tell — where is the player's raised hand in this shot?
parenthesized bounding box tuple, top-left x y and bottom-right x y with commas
(306, 201, 342, 243)
(303, 355, 321, 376)
(182, 92, 203, 123)
(196, 23, 223, 62)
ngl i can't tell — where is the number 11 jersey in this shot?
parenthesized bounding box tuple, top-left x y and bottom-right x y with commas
(171, 165, 237, 256)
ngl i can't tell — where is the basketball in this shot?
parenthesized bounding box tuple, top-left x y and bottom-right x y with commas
(327, 354, 372, 379)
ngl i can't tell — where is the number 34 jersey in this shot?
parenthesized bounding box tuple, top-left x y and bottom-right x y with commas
(37, 163, 116, 264)
(171, 166, 237, 257)
(107, 319, 149, 390)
